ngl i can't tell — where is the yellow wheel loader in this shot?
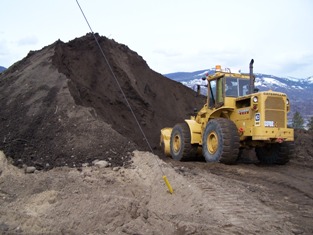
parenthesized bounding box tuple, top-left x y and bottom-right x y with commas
(160, 60, 295, 164)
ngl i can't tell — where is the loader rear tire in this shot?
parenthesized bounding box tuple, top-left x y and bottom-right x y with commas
(255, 142, 295, 165)
(170, 123, 197, 161)
(202, 118, 240, 164)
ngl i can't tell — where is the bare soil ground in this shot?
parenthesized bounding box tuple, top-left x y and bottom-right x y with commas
(1, 150, 312, 235)
(0, 34, 312, 234)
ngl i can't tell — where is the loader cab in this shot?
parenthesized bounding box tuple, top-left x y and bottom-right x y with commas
(207, 73, 250, 109)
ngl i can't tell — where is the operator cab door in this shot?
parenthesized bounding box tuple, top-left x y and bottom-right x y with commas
(208, 77, 224, 109)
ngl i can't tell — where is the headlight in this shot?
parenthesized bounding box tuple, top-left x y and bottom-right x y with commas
(286, 98, 289, 105)
(253, 96, 258, 103)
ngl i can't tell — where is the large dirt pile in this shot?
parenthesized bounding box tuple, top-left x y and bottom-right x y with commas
(0, 33, 204, 170)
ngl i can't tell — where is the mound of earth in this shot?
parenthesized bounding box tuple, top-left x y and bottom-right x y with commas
(0, 33, 204, 170)
(1, 149, 312, 234)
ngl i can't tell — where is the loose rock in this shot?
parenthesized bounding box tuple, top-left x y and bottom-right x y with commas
(112, 167, 120, 171)
(94, 160, 109, 168)
(25, 166, 36, 174)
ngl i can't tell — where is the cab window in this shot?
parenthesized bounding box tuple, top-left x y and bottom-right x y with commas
(225, 78, 238, 97)
(208, 80, 216, 107)
(225, 78, 250, 97)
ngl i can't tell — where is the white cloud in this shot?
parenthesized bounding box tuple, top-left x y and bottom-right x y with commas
(0, 39, 9, 56)
(0, 0, 313, 78)
(17, 35, 39, 46)
(153, 48, 182, 58)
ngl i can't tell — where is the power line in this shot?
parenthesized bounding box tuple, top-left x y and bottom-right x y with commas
(74, 0, 167, 177)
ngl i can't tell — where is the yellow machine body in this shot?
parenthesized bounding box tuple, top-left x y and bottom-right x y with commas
(160, 63, 294, 161)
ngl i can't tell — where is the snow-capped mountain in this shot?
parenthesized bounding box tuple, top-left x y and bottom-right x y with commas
(164, 69, 313, 121)
(0, 66, 6, 73)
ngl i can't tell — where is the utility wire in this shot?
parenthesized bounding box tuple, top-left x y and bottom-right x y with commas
(75, 0, 165, 175)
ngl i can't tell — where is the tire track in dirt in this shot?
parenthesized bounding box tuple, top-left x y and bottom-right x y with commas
(1, 150, 311, 235)
(174, 165, 294, 234)
(174, 160, 313, 234)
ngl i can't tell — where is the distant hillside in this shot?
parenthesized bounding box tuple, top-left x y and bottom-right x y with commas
(0, 66, 6, 72)
(164, 69, 313, 122)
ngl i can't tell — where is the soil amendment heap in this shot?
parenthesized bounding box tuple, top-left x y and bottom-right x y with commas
(0, 33, 204, 170)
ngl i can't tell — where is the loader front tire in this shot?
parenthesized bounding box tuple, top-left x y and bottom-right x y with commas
(255, 141, 295, 165)
(202, 118, 240, 164)
(170, 123, 196, 161)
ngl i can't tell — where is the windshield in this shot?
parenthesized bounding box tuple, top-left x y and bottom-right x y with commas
(225, 77, 249, 97)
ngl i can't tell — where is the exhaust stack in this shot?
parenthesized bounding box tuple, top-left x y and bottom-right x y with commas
(249, 59, 255, 94)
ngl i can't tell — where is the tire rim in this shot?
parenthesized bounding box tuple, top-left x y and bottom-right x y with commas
(173, 134, 181, 153)
(207, 131, 218, 154)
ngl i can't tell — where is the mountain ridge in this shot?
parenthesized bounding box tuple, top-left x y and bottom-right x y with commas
(164, 69, 313, 122)
(0, 66, 6, 72)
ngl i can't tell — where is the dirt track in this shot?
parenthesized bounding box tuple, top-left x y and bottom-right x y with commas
(1, 150, 313, 234)
(170, 158, 313, 234)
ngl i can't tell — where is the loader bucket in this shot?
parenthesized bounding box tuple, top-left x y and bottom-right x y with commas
(160, 128, 172, 157)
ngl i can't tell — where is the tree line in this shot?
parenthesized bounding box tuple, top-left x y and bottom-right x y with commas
(292, 111, 313, 130)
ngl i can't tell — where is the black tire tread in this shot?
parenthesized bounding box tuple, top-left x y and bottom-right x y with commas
(255, 141, 295, 165)
(170, 122, 196, 161)
(217, 118, 240, 164)
(202, 118, 240, 164)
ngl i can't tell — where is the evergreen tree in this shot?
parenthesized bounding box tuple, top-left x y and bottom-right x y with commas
(307, 116, 313, 131)
(292, 111, 304, 129)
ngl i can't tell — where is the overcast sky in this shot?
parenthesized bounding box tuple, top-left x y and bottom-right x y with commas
(1, 0, 312, 78)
